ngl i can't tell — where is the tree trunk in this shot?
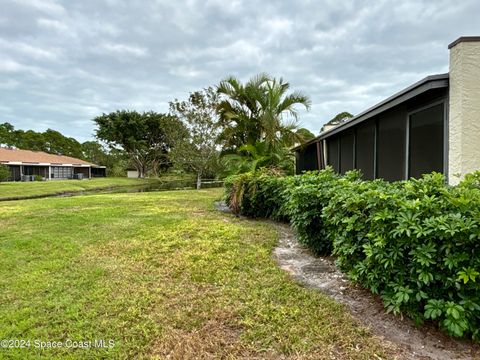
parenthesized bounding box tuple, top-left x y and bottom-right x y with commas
(137, 164, 145, 178)
(196, 171, 202, 190)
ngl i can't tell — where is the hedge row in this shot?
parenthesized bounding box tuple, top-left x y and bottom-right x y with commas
(224, 168, 480, 340)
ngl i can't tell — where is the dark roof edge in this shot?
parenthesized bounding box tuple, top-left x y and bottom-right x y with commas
(448, 36, 480, 49)
(292, 73, 449, 151)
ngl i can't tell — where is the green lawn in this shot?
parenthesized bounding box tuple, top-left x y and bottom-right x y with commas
(0, 177, 188, 201)
(0, 189, 395, 359)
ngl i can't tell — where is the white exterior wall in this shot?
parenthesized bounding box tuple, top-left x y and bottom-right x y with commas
(448, 38, 480, 185)
(127, 170, 139, 178)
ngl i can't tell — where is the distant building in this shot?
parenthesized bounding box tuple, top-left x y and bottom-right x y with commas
(127, 169, 139, 178)
(293, 37, 480, 185)
(0, 148, 106, 181)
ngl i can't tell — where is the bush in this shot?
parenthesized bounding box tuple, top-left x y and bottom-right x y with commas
(34, 175, 43, 181)
(281, 169, 336, 253)
(0, 164, 10, 182)
(224, 169, 480, 340)
(225, 169, 290, 220)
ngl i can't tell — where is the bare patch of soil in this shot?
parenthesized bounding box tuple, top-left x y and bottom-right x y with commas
(273, 222, 480, 360)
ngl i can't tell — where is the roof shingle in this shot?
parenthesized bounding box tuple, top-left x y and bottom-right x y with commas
(0, 148, 94, 166)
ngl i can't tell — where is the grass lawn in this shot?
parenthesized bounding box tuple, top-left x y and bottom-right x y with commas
(0, 176, 193, 201)
(0, 189, 395, 359)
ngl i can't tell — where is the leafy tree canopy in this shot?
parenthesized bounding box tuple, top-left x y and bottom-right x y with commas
(217, 74, 311, 154)
(169, 87, 222, 188)
(0, 122, 83, 158)
(320, 111, 353, 133)
(216, 74, 311, 175)
(93, 110, 187, 178)
(295, 128, 315, 141)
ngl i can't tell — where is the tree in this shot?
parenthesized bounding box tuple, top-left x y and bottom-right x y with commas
(217, 74, 311, 174)
(13, 129, 45, 151)
(81, 141, 109, 166)
(256, 77, 311, 151)
(93, 110, 187, 178)
(0, 164, 10, 182)
(320, 111, 353, 133)
(169, 87, 222, 189)
(295, 128, 315, 141)
(216, 74, 269, 152)
(0, 123, 14, 147)
(0, 123, 83, 158)
(43, 129, 83, 158)
(217, 74, 311, 152)
(222, 141, 294, 175)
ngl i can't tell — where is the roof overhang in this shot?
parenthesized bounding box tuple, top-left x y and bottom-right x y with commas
(293, 73, 449, 151)
(0, 161, 96, 167)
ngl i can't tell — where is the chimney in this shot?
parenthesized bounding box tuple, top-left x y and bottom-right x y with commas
(448, 37, 480, 185)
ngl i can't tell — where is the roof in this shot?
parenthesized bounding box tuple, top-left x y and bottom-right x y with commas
(293, 73, 449, 150)
(448, 36, 480, 49)
(0, 148, 96, 166)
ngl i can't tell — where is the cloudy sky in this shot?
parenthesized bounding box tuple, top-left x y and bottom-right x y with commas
(1, 0, 479, 142)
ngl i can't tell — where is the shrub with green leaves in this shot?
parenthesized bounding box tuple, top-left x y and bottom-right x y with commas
(225, 169, 290, 221)
(224, 169, 480, 340)
(283, 169, 344, 254)
(0, 164, 10, 182)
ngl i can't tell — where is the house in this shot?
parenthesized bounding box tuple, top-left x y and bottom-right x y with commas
(0, 148, 106, 181)
(293, 36, 480, 185)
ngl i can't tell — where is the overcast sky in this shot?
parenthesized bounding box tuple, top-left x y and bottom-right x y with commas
(1, 0, 479, 142)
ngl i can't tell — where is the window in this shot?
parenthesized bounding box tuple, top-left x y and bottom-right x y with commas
(52, 166, 73, 179)
(409, 103, 444, 179)
(355, 120, 375, 180)
(340, 130, 354, 174)
(377, 110, 406, 181)
(326, 136, 340, 173)
(295, 142, 318, 173)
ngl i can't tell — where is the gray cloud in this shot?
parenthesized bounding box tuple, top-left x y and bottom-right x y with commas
(1, 0, 479, 142)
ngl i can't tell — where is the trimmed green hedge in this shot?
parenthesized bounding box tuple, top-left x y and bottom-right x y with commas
(225, 168, 480, 340)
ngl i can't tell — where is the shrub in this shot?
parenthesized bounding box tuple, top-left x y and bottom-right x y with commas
(34, 175, 43, 181)
(225, 169, 290, 220)
(241, 172, 290, 220)
(283, 169, 343, 254)
(0, 164, 10, 182)
(224, 172, 254, 215)
(224, 169, 480, 340)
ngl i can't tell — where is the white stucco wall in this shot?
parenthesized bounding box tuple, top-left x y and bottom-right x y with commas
(127, 170, 138, 178)
(448, 39, 480, 185)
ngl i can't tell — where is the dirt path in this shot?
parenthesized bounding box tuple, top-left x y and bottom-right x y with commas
(273, 222, 480, 360)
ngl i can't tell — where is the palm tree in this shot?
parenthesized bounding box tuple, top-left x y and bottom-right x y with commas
(216, 74, 311, 155)
(216, 74, 311, 175)
(216, 73, 269, 151)
(222, 141, 295, 175)
(256, 77, 311, 151)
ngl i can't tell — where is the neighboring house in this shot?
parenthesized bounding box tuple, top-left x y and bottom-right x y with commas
(293, 36, 480, 185)
(0, 148, 106, 181)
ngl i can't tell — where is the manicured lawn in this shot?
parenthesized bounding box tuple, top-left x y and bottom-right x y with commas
(0, 189, 395, 359)
(0, 176, 189, 201)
